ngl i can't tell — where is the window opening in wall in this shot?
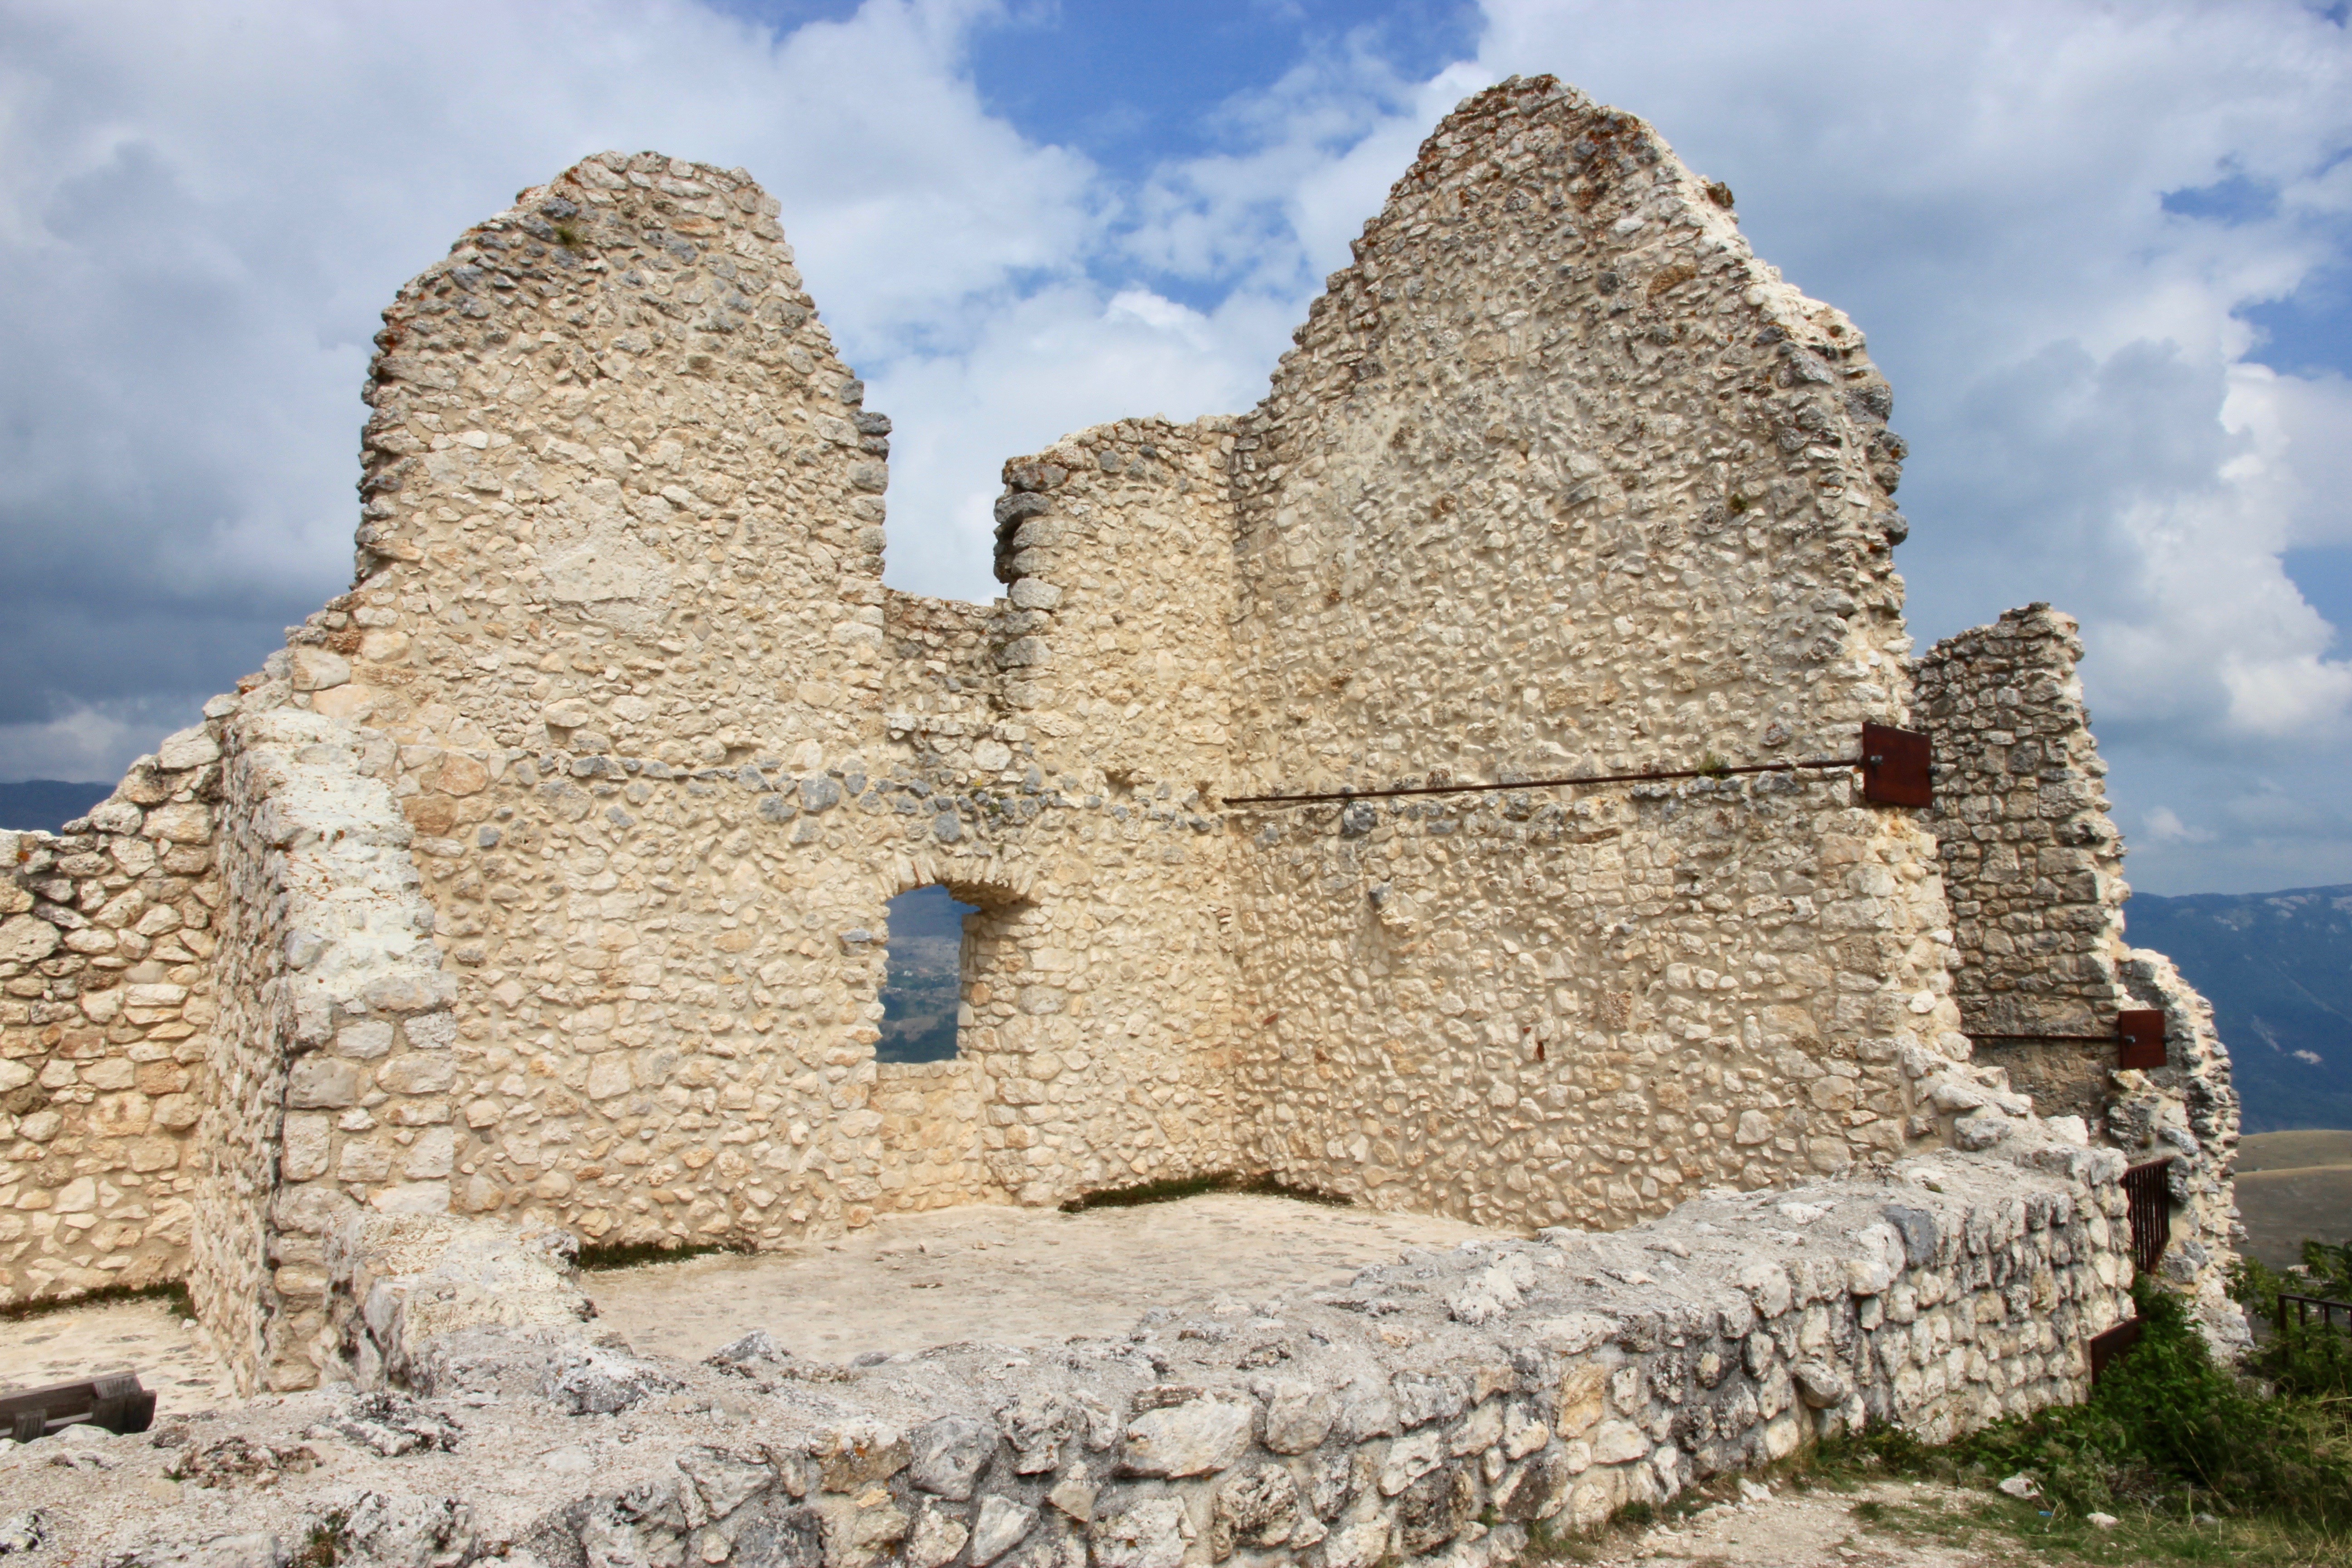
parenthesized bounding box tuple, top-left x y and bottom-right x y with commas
(879, 885, 978, 1063)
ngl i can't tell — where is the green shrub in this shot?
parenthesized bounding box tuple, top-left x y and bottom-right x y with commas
(2234, 1241, 2352, 1400)
(1958, 1279, 2352, 1528)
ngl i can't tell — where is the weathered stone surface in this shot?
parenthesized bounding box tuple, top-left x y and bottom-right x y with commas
(1121, 1397, 1254, 1478)
(1089, 1498, 1190, 1568)
(903, 1414, 991, 1499)
(968, 1496, 1036, 1565)
(1257, 1378, 1336, 1453)
(817, 1421, 914, 1491)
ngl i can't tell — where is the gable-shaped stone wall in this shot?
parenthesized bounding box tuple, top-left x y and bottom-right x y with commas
(1223, 80, 1962, 1228)
(281, 153, 1252, 1259)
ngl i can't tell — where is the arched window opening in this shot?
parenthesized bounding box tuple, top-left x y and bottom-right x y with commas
(879, 885, 979, 1063)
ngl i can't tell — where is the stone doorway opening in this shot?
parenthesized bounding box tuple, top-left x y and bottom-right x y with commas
(878, 885, 979, 1063)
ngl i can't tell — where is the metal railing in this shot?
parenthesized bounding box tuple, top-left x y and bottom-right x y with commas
(2278, 1292, 2352, 1334)
(2120, 1158, 2174, 1277)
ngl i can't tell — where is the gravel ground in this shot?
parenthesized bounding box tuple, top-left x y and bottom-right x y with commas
(1591, 1476, 2035, 1566)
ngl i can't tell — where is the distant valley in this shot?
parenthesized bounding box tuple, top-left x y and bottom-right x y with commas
(2127, 884, 2352, 1132)
(878, 886, 975, 1063)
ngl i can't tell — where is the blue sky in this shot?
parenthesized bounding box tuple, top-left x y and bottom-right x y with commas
(2, 0, 2350, 896)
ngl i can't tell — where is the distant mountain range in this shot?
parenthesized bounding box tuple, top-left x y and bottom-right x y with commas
(0, 780, 113, 835)
(2127, 884, 2352, 1133)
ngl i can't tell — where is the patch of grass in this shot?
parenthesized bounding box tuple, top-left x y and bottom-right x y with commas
(1, 1278, 192, 1323)
(289, 1510, 347, 1568)
(1806, 1275, 2352, 1563)
(574, 1238, 746, 1272)
(1058, 1170, 1354, 1212)
(2235, 1238, 2352, 1399)
(1234, 1172, 1354, 1207)
(1516, 1474, 1718, 1563)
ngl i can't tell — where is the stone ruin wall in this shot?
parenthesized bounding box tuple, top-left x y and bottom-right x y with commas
(1916, 604, 2242, 1348)
(280, 149, 1250, 1259)
(0, 701, 465, 1392)
(1914, 606, 2127, 1113)
(0, 79, 2242, 1391)
(1225, 83, 1962, 1229)
(50, 1135, 2142, 1568)
(0, 727, 222, 1308)
(197, 708, 465, 1393)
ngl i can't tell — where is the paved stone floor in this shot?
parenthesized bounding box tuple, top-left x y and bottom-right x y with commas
(0, 1298, 239, 1417)
(0, 1194, 1494, 1411)
(586, 1192, 1496, 1362)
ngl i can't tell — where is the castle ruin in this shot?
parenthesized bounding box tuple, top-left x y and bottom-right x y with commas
(1, 69, 2239, 1449)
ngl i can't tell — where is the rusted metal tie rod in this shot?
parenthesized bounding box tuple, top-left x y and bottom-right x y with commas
(1966, 1011, 2170, 1070)
(1223, 754, 1861, 808)
(1225, 722, 1934, 809)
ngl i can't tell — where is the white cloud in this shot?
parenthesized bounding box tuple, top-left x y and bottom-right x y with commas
(0, 699, 172, 782)
(0, 0, 1097, 769)
(1465, 1, 2352, 749)
(2145, 806, 2215, 845)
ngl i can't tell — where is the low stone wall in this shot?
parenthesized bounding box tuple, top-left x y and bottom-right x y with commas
(323, 1210, 592, 1388)
(0, 695, 463, 1390)
(22, 1135, 2134, 1568)
(0, 721, 225, 1307)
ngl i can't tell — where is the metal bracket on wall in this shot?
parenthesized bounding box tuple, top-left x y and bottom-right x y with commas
(2115, 1009, 2169, 1070)
(1966, 1009, 2171, 1071)
(1858, 721, 1931, 807)
(2088, 1317, 2143, 1380)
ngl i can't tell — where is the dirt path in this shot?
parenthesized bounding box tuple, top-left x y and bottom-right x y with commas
(1597, 1477, 2037, 1567)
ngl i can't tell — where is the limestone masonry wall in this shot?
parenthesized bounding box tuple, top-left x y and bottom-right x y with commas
(0, 75, 2243, 1393)
(199, 706, 461, 1392)
(1917, 604, 2242, 1350)
(1226, 82, 1958, 1227)
(1914, 608, 2125, 1051)
(289, 150, 1247, 1267)
(0, 723, 222, 1307)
